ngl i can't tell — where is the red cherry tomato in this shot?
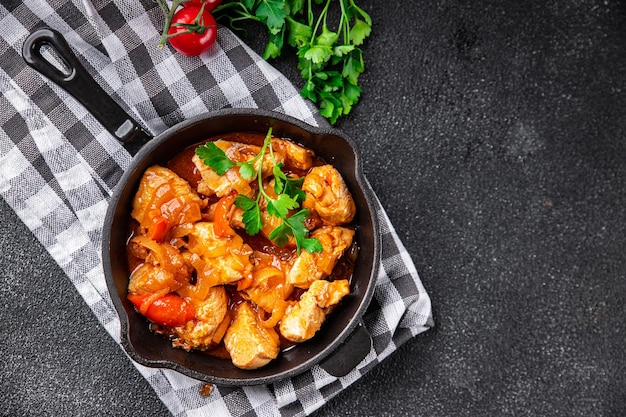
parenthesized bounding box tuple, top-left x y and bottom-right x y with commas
(128, 293, 195, 327)
(168, 5, 217, 56)
(183, 0, 222, 12)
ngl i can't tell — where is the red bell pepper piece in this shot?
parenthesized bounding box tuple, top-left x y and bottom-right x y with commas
(147, 215, 168, 242)
(128, 293, 195, 327)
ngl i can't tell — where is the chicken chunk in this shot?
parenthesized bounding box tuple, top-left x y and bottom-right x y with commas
(271, 138, 314, 171)
(224, 301, 280, 369)
(279, 279, 350, 343)
(128, 263, 180, 296)
(193, 154, 253, 198)
(186, 222, 253, 287)
(286, 226, 355, 288)
(131, 165, 203, 233)
(193, 140, 284, 198)
(127, 237, 191, 294)
(243, 260, 293, 327)
(302, 165, 356, 226)
(172, 286, 229, 351)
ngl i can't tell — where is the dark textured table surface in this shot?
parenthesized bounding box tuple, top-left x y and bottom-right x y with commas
(2, 1, 626, 416)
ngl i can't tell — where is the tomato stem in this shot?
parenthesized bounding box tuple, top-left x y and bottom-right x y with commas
(158, 1, 214, 47)
(157, 0, 185, 49)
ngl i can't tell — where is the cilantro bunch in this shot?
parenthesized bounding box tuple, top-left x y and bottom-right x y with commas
(195, 129, 323, 254)
(213, 0, 372, 124)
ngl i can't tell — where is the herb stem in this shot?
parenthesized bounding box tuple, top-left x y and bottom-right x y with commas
(307, 0, 314, 27)
(310, 0, 331, 47)
(339, 0, 349, 42)
(256, 128, 272, 204)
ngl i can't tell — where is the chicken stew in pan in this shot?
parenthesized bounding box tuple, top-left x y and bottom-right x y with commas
(125, 129, 358, 370)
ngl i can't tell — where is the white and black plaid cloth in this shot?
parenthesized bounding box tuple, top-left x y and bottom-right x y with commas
(0, 1, 433, 415)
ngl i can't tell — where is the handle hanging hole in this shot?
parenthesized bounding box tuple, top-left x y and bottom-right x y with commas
(39, 42, 73, 79)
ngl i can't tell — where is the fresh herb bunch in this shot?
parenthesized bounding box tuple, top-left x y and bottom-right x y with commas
(195, 129, 323, 254)
(213, 0, 372, 124)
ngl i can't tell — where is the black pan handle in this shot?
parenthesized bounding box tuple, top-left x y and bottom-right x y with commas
(319, 322, 373, 377)
(22, 27, 150, 147)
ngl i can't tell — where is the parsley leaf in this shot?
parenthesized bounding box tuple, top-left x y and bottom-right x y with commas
(241, 200, 263, 235)
(238, 162, 256, 179)
(195, 142, 235, 175)
(349, 18, 371, 46)
(264, 30, 285, 59)
(268, 222, 291, 247)
(317, 25, 339, 47)
(236, 194, 263, 235)
(255, 0, 287, 34)
(286, 16, 312, 48)
(334, 44, 354, 57)
(301, 236, 324, 253)
(266, 193, 299, 218)
(235, 194, 256, 211)
(285, 209, 323, 254)
(303, 44, 333, 64)
(272, 163, 288, 192)
(342, 48, 364, 84)
(283, 177, 306, 202)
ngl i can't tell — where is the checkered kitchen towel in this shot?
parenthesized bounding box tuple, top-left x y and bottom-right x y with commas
(0, 1, 433, 416)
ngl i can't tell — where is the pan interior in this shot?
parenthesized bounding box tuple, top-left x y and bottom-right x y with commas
(103, 110, 379, 385)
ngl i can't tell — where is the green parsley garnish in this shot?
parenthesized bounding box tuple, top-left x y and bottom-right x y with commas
(195, 129, 323, 255)
(213, 0, 372, 124)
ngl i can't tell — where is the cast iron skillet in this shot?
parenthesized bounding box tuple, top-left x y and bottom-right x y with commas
(22, 27, 380, 386)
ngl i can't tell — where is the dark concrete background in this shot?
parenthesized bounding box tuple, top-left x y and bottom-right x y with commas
(2, 0, 626, 416)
